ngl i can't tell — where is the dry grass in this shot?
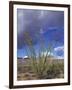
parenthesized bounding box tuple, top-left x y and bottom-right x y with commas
(17, 58, 64, 80)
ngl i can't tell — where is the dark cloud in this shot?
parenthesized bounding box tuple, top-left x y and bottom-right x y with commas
(17, 9, 64, 49)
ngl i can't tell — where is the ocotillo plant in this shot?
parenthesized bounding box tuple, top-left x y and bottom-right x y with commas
(23, 31, 53, 79)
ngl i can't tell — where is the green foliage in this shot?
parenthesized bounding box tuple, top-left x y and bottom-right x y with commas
(23, 31, 64, 79)
(46, 62, 64, 79)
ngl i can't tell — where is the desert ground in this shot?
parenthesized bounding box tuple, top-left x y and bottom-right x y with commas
(17, 57, 64, 81)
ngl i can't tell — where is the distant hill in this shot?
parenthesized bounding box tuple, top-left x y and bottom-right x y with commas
(17, 57, 23, 59)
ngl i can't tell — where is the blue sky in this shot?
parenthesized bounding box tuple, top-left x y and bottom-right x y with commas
(17, 9, 64, 59)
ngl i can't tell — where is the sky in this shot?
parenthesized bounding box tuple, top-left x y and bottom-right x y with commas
(17, 9, 64, 59)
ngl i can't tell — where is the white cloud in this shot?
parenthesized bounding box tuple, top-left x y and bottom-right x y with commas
(54, 46, 64, 51)
(38, 11, 44, 19)
(23, 56, 28, 59)
(40, 28, 44, 34)
(41, 51, 53, 56)
(40, 11, 44, 17)
(54, 46, 64, 59)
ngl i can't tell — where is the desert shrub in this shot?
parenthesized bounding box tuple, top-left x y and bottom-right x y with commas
(23, 31, 64, 79)
(46, 62, 64, 79)
(17, 66, 22, 73)
(28, 45, 53, 79)
(58, 62, 64, 73)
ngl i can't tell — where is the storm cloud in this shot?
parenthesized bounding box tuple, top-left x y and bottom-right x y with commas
(17, 9, 64, 49)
